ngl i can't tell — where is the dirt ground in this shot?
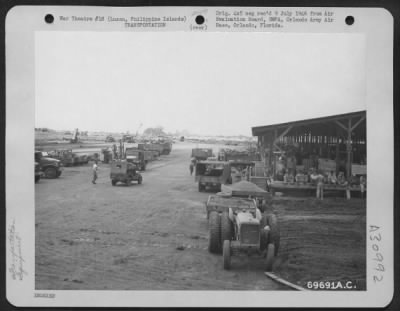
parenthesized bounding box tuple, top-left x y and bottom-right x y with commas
(35, 141, 366, 290)
(272, 197, 366, 290)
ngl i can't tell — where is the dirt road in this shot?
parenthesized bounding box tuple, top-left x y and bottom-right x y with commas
(35, 142, 287, 290)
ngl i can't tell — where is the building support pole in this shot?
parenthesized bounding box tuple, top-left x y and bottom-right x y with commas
(273, 129, 277, 179)
(346, 118, 352, 179)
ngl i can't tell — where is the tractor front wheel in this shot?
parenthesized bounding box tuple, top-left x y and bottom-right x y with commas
(138, 175, 143, 184)
(208, 212, 221, 254)
(221, 212, 233, 245)
(267, 214, 280, 256)
(223, 240, 231, 270)
(265, 243, 275, 272)
(260, 214, 269, 251)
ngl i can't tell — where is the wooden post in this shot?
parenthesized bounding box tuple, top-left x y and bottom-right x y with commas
(269, 132, 273, 169)
(273, 129, 277, 179)
(335, 127, 340, 175)
(346, 118, 352, 178)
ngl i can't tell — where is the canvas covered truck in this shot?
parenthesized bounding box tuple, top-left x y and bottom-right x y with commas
(48, 149, 88, 166)
(35, 151, 63, 179)
(195, 161, 232, 192)
(191, 148, 213, 161)
(160, 141, 172, 155)
(218, 149, 260, 162)
(125, 147, 150, 171)
(228, 160, 256, 183)
(138, 143, 162, 160)
(206, 193, 279, 271)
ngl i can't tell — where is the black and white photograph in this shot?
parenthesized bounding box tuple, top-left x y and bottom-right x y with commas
(5, 6, 394, 308)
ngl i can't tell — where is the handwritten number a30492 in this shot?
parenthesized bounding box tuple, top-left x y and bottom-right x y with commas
(369, 225, 384, 283)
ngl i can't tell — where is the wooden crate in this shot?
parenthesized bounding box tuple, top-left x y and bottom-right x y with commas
(352, 164, 366, 175)
(318, 158, 336, 172)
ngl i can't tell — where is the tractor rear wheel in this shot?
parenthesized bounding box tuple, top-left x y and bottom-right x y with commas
(220, 212, 233, 245)
(265, 243, 275, 271)
(267, 214, 280, 256)
(208, 212, 221, 254)
(223, 240, 231, 270)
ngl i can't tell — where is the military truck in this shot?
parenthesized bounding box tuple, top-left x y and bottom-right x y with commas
(195, 161, 232, 192)
(160, 141, 172, 155)
(34, 151, 63, 179)
(110, 160, 143, 186)
(125, 147, 150, 171)
(206, 194, 279, 271)
(191, 148, 213, 161)
(138, 143, 162, 160)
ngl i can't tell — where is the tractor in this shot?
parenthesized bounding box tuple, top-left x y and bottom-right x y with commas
(110, 160, 143, 186)
(206, 192, 279, 271)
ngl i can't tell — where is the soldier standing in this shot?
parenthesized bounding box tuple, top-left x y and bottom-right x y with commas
(92, 160, 98, 184)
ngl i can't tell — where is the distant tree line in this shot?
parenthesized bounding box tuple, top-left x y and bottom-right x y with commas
(143, 126, 166, 137)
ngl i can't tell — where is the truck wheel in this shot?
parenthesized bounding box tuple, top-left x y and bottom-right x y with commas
(223, 240, 231, 270)
(267, 214, 280, 256)
(208, 212, 221, 254)
(111, 180, 117, 186)
(198, 183, 204, 192)
(265, 243, 275, 272)
(44, 167, 57, 179)
(138, 176, 143, 184)
(221, 212, 233, 245)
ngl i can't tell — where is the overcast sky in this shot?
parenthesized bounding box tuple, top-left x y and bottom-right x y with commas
(35, 31, 366, 136)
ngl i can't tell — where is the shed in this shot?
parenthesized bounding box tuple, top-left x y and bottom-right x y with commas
(251, 111, 366, 179)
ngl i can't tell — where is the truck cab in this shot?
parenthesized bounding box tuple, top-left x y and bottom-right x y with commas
(35, 151, 63, 179)
(195, 161, 232, 192)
